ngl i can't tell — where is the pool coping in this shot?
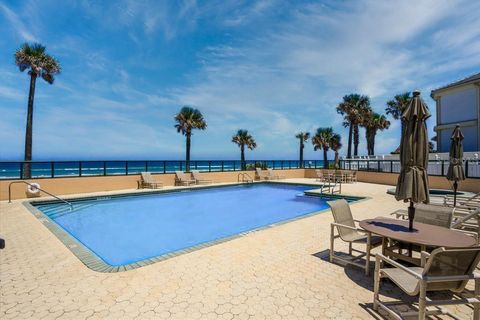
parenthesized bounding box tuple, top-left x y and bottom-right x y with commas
(23, 181, 368, 273)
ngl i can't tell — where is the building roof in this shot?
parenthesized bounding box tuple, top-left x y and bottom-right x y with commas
(431, 72, 480, 97)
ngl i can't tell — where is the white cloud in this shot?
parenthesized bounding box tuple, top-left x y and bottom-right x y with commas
(0, 2, 37, 42)
(1, 0, 478, 159)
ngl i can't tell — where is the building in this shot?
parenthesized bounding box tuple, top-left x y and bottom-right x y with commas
(431, 72, 480, 152)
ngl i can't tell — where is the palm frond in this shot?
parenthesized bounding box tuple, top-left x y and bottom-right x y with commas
(174, 106, 207, 135)
(14, 42, 61, 83)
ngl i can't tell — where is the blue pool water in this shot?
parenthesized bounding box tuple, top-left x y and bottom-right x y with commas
(33, 184, 354, 266)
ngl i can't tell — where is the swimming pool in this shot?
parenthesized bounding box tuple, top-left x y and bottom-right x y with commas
(29, 183, 363, 271)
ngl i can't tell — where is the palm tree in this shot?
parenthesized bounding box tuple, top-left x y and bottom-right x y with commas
(232, 130, 257, 170)
(385, 92, 411, 139)
(312, 127, 334, 169)
(174, 106, 207, 172)
(330, 133, 342, 169)
(362, 111, 390, 155)
(295, 132, 310, 168)
(15, 43, 61, 178)
(336, 94, 371, 158)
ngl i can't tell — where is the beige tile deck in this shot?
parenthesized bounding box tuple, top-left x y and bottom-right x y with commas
(0, 180, 474, 319)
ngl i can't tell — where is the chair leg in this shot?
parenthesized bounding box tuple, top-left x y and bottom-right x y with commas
(475, 279, 480, 320)
(373, 256, 381, 311)
(418, 281, 427, 320)
(348, 242, 352, 255)
(330, 224, 335, 263)
(365, 233, 371, 276)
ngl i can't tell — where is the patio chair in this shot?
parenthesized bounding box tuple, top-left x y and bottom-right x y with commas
(391, 204, 454, 228)
(327, 199, 382, 275)
(191, 170, 213, 184)
(139, 172, 163, 189)
(175, 171, 196, 186)
(255, 168, 271, 181)
(267, 168, 285, 180)
(374, 247, 480, 319)
(414, 204, 454, 228)
(315, 169, 327, 182)
(350, 170, 357, 183)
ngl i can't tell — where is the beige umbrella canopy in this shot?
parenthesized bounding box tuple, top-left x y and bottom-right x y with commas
(395, 90, 431, 230)
(446, 125, 465, 206)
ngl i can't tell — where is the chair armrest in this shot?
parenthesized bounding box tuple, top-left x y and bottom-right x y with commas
(331, 222, 365, 233)
(375, 253, 423, 279)
(420, 251, 430, 267)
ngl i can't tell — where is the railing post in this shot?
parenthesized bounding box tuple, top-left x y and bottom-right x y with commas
(465, 160, 469, 178)
(390, 160, 393, 173)
(209, 161, 211, 172)
(103, 161, 107, 176)
(145, 161, 148, 172)
(441, 160, 444, 176)
(221, 161, 224, 172)
(51, 162, 54, 178)
(19, 162, 23, 179)
(163, 161, 166, 174)
(377, 160, 380, 172)
(125, 161, 129, 175)
(79, 161, 82, 177)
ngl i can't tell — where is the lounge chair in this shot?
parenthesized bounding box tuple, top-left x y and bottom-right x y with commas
(327, 199, 382, 275)
(374, 247, 480, 319)
(191, 170, 213, 184)
(175, 171, 196, 186)
(255, 168, 271, 181)
(267, 168, 285, 180)
(444, 192, 480, 209)
(139, 172, 163, 189)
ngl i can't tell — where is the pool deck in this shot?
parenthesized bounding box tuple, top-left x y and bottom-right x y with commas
(0, 180, 474, 319)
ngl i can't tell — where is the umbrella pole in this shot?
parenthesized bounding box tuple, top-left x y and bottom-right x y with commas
(453, 181, 458, 207)
(408, 201, 415, 231)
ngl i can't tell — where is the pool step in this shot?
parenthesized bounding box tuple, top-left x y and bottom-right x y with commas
(36, 202, 95, 219)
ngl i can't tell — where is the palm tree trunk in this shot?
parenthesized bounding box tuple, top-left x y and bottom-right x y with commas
(347, 123, 353, 158)
(185, 131, 191, 172)
(240, 144, 245, 170)
(299, 141, 304, 168)
(353, 124, 359, 157)
(366, 128, 376, 156)
(371, 131, 376, 156)
(23, 73, 37, 179)
(334, 151, 339, 169)
(365, 129, 371, 156)
(323, 149, 328, 169)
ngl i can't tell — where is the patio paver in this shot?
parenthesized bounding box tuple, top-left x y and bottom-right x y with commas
(0, 181, 474, 319)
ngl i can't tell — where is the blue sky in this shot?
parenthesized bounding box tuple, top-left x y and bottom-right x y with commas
(1, 0, 479, 161)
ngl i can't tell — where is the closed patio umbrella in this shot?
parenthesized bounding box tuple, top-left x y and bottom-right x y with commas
(446, 125, 465, 207)
(395, 90, 431, 231)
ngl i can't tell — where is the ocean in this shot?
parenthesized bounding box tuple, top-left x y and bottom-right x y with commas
(0, 160, 323, 179)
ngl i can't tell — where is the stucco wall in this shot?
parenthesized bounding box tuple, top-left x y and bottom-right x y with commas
(0, 169, 306, 201)
(2, 169, 478, 201)
(354, 171, 480, 193)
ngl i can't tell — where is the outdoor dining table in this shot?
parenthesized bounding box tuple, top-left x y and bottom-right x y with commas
(359, 217, 477, 266)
